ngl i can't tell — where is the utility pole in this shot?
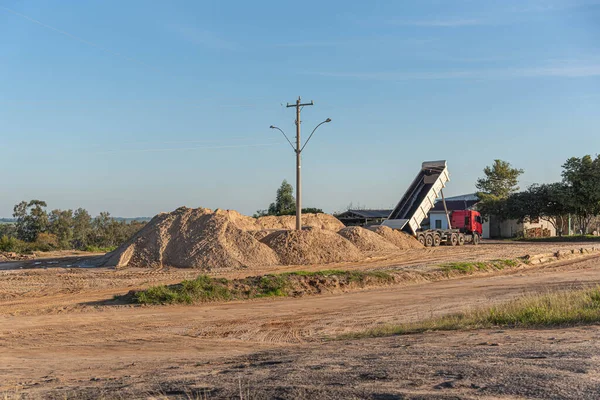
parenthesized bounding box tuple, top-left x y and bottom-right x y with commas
(287, 97, 313, 230)
(270, 97, 331, 231)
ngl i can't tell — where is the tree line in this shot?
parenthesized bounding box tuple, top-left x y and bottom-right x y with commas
(476, 155, 600, 236)
(0, 200, 146, 252)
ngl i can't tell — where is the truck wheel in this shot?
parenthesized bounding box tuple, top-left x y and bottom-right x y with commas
(425, 234, 434, 247)
(449, 233, 458, 246)
(418, 234, 426, 246)
(473, 233, 480, 245)
(433, 234, 441, 247)
(458, 234, 465, 246)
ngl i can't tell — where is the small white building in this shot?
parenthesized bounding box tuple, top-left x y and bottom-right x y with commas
(488, 217, 556, 238)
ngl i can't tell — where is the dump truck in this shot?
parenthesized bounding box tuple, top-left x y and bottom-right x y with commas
(381, 160, 483, 246)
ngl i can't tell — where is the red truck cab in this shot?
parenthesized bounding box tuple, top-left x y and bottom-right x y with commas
(450, 210, 483, 236)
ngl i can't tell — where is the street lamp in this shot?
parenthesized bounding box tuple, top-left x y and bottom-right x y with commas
(270, 116, 331, 230)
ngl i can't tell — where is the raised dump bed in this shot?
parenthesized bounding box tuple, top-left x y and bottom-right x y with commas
(382, 160, 482, 247)
(383, 160, 449, 235)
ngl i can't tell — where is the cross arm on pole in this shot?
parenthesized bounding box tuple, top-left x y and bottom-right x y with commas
(286, 101, 314, 108)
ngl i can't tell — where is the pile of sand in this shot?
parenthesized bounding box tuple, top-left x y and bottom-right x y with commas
(101, 207, 280, 270)
(216, 210, 344, 233)
(100, 207, 422, 270)
(248, 229, 279, 241)
(253, 213, 345, 231)
(338, 226, 400, 252)
(260, 228, 363, 265)
(368, 226, 424, 249)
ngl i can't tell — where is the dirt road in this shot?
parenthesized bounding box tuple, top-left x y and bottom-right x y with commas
(1, 245, 600, 398)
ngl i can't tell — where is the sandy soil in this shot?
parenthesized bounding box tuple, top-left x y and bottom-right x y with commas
(1, 241, 600, 399)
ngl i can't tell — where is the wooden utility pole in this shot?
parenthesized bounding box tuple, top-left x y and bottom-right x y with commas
(287, 96, 313, 231)
(270, 97, 330, 231)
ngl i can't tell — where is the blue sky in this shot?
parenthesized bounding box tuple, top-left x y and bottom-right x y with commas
(1, 0, 599, 217)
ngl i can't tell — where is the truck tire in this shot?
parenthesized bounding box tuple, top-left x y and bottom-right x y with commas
(449, 233, 458, 246)
(458, 234, 465, 246)
(425, 234, 434, 247)
(418, 234, 426, 246)
(433, 233, 441, 247)
(473, 233, 480, 245)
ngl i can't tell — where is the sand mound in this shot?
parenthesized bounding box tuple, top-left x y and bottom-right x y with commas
(248, 229, 281, 241)
(369, 226, 424, 249)
(215, 209, 260, 231)
(254, 213, 344, 231)
(100, 207, 350, 269)
(261, 228, 363, 265)
(101, 207, 279, 270)
(338, 226, 400, 252)
(212, 210, 343, 232)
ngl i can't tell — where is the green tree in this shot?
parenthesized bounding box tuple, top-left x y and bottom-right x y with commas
(72, 208, 92, 249)
(48, 209, 74, 248)
(476, 160, 524, 220)
(254, 180, 325, 217)
(259, 180, 296, 216)
(7, 201, 145, 253)
(506, 183, 573, 236)
(90, 211, 112, 247)
(300, 207, 324, 214)
(561, 155, 600, 233)
(0, 223, 16, 238)
(13, 200, 49, 242)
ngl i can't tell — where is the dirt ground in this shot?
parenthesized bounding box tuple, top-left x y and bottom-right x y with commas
(1, 241, 600, 399)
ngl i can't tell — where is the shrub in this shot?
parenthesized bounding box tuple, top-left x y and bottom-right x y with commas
(33, 233, 59, 251)
(0, 235, 27, 252)
(84, 245, 118, 253)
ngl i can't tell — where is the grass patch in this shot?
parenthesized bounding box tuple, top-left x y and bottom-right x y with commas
(131, 270, 396, 305)
(134, 275, 232, 305)
(342, 286, 600, 339)
(84, 245, 118, 253)
(441, 259, 518, 274)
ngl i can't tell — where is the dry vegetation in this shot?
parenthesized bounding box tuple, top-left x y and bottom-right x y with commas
(343, 286, 600, 339)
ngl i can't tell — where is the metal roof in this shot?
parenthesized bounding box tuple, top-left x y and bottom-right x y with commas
(442, 193, 480, 202)
(430, 199, 479, 212)
(337, 209, 392, 219)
